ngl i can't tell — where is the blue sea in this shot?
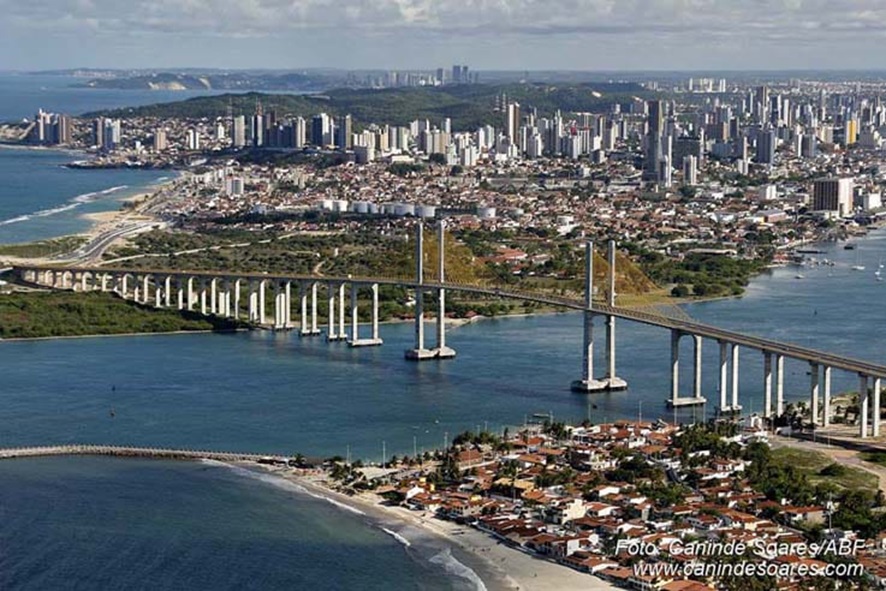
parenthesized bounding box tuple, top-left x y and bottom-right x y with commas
(0, 147, 168, 243)
(2, 73, 886, 590)
(0, 73, 230, 122)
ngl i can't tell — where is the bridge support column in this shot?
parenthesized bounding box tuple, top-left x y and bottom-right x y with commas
(200, 280, 208, 316)
(810, 363, 820, 425)
(248, 283, 258, 323)
(406, 223, 434, 360)
(718, 341, 729, 412)
(187, 277, 197, 310)
(258, 281, 266, 326)
(274, 286, 286, 330)
(764, 353, 773, 418)
(776, 354, 785, 416)
(434, 220, 455, 359)
(670, 330, 681, 405)
(299, 282, 320, 336)
(823, 366, 832, 427)
(338, 283, 346, 340)
(164, 277, 172, 308)
(101, 274, 110, 292)
(347, 283, 382, 347)
(285, 282, 293, 329)
(210, 278, 218, 315)
(371, 283, 381, 342)
(874, 377, 882, 437)
(692, 334, 703, 400)
(177, 280, 185, 310)
(730, 344, 742, 413)
(327, 284, 342, 341)
(572, 242, 607, 392)
(232, 279, 241, 319)
(80, 273, 88, 292)
(604, 240, 626, 390)
(311, 283, 319, 334)
(121, 275, 129, 298)
(860, 375, 870, 438)
(142, 276, 150, 305)
(155, 283, 162, 308)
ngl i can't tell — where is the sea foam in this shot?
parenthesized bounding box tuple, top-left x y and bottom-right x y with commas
(428, 548, 489, 591)
(380, 527, 412, 548)
(204, 461, 366, 516)
(0, 185, 129, 226)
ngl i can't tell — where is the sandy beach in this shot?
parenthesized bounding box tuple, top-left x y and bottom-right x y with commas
(250, 464, 616, 591)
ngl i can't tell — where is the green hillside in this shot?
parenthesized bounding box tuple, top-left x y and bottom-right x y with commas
(86, 82, 657, 130)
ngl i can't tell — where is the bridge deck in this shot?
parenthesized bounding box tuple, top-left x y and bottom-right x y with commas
(14, 264, 886, 379)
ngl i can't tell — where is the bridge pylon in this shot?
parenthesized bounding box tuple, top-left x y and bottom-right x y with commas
(406, 220, 456, 361)
(572, 241, 627, 393)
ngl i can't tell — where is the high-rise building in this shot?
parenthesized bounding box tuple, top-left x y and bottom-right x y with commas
(186, 129, 201, 151)
(812, 178, 854, 216)
(755, 128, 776, 165)
(292, 117, 307, 149)
(311, 113, 331, 146)
(335, 114, 353, 149)
(644, 100, 665, 180)
(251, 114, 264, 147)
(101, 119, 121, 150)
(683, 155, 698, 186)
(153, 128, 167, 152)
(232, 116, 247, 148)
(92, 117, 105, 148)
(506, 102, 521, 142)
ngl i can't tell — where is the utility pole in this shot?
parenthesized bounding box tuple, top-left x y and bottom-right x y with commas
(382, 440, 386, 469)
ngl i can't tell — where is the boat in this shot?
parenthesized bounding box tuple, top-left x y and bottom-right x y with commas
(795, 274, 805, 279)
(844, 243, 857, 250)
(851, 265, 866, 271)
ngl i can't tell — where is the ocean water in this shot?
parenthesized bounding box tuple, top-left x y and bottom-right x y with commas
(0, 456, 471, 591)
(0, 147, 167, 244)
(0, 73, 228, 121)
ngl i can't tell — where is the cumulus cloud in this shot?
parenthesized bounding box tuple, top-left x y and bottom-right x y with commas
(2, 0, 883, 39)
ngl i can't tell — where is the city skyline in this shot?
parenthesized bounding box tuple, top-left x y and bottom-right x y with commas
(4, 0, 886, 71)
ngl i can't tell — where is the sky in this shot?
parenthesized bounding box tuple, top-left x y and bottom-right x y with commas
(1, 0, 886, 71)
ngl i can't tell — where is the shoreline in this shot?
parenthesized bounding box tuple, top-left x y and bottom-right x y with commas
(0, 328, 249, 343)
(246, 462, 616, 591)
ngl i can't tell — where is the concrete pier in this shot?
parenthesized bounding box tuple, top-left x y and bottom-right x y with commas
(823, 366, 832, 427)
(406, 223, 436, 360)
(572, 242, 608, 392)
(327, 283, 346, 341)
(776, 354, 785, 416)
(860, 374, 870, 438)
(603, 240, 626, 390)
(434, 220, 456, 359)
(300, 282, 321, 336)
(719, 343, 743, 414)
(666, 330, 705, 407)
(810, 362, 820, 425)
(763, 352, 773, 418)
(348, 283, 383, 347)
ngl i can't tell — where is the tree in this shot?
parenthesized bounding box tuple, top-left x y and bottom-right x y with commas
(671, 284, 690, 298)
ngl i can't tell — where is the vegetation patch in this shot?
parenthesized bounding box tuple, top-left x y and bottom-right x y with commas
(0, 291, 247, 339)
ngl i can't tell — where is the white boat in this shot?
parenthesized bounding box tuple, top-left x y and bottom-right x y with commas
(795, 274, 805, 279)
(851, 265, 866, 271)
